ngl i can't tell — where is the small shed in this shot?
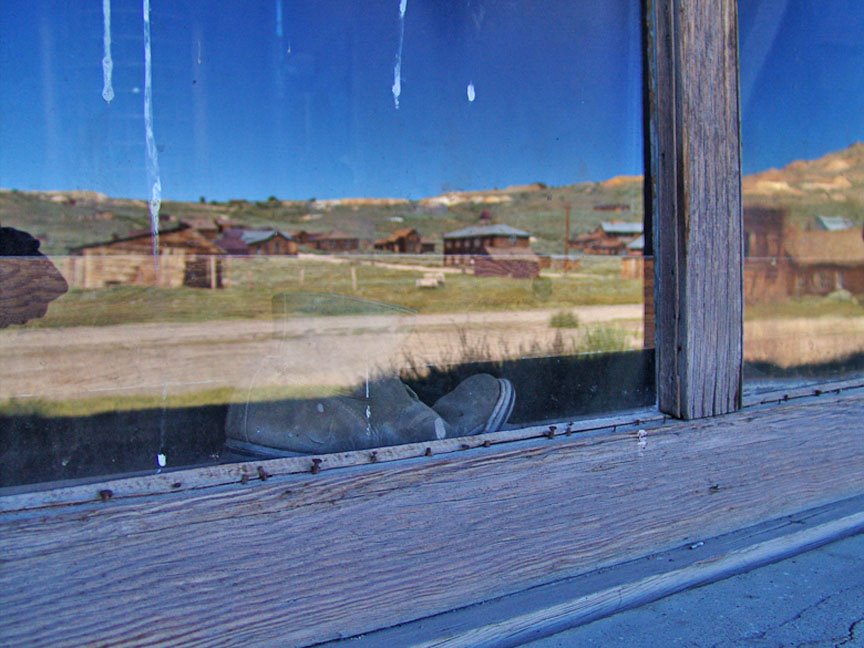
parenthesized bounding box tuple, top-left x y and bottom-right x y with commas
(296, 230, 360, 253)
(215, 229, 298, 256)
(569, 221, 643, 256)
(68, 225, 224, 289)
(374, 228, 425, 254)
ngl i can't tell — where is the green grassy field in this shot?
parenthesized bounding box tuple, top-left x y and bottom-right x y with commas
(745, 296, 864, 320)
(30, 256, 641, 328)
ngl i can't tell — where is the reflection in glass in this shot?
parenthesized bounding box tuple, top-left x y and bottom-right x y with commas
(0, 1, 647, 486)
(739, 0, 864, 390)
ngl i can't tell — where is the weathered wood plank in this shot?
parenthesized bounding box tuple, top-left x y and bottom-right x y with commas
(650, 0, 743, 418)
(349, 501, 864, 648)
(0, 389, 862, 647)
(0, 406, 663, 512)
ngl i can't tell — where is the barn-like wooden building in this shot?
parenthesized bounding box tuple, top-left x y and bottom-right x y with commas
(743, 206, 864, 302)
(373, 228, 433, 254)
(68, 225, 224, 289)
(442, 224, 539, 278)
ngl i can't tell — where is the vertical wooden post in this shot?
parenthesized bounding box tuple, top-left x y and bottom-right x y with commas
(647, 0, 743, 418)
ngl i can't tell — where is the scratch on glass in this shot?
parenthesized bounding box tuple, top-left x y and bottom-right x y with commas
(392, 0, 408, 109)
(101, 0, 114, 102)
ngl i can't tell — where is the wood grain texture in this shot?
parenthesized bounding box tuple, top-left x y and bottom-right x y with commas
(0, 406, 663, 512)
(649, 0, 743, 418)
(348, 494, 864, 647)
(391, 514, 864, 648)
(0, 389, 862, 647)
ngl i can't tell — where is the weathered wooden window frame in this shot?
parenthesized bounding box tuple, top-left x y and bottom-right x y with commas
(1, 1, 863, 645)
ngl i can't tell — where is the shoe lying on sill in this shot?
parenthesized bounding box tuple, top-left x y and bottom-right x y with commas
(432, 373, 515, 437)
(224, 374, 515, 458)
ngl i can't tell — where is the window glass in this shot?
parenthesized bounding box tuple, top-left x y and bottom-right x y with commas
(739, 1, 864, 391)
(0, 0, 648, 488)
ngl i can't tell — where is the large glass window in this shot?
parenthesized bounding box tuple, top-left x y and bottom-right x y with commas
(0, 1, 648, 487)
(739, 0, 864, 391)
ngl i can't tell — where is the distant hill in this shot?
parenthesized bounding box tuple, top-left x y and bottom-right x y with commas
(742, 142, 864, 226)
(3, 142, 860, 256)
(0, 180, 644, 257)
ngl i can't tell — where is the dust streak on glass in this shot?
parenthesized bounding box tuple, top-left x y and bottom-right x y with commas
(101, 0, 114, 102)
(143, 0, 162, 257)
(391, 0, 408, 109)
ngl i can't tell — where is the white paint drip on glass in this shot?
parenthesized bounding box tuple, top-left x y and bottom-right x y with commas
(392, 0, 408, 109)
(143, 0, 161, 257)
(467, 82, 476, 102)
(275, 0, 283, 38)
(365, 369, 372, 432)
(101, 0, 114, 102)
(157, 383, 168, 473)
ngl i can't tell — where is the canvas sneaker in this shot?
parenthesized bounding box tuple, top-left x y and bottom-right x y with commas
(224, 378, 450, 457)
(431, 374, 515, 437)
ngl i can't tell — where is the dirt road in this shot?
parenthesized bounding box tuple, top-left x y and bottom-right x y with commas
(3, 306, 861, 405)
(0, 305, 642, 402)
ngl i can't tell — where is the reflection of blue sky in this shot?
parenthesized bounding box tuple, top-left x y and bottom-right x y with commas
(739, 0, 864, 174)
(0, 1, 642, 201)
(0, 2, 861, 202)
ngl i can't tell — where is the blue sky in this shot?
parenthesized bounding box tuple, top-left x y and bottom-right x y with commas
(0, 1, 862, 202)
(739, 0, 864, 174)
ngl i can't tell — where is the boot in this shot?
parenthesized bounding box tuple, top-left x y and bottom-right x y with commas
(224, 378, 450, 457)
(432, 374, 515, 437)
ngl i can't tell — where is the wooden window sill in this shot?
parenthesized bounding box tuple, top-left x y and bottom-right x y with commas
(1, 379, 862, 645)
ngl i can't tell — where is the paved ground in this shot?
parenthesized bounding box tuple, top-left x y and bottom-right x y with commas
(526, 532, 864, 647)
